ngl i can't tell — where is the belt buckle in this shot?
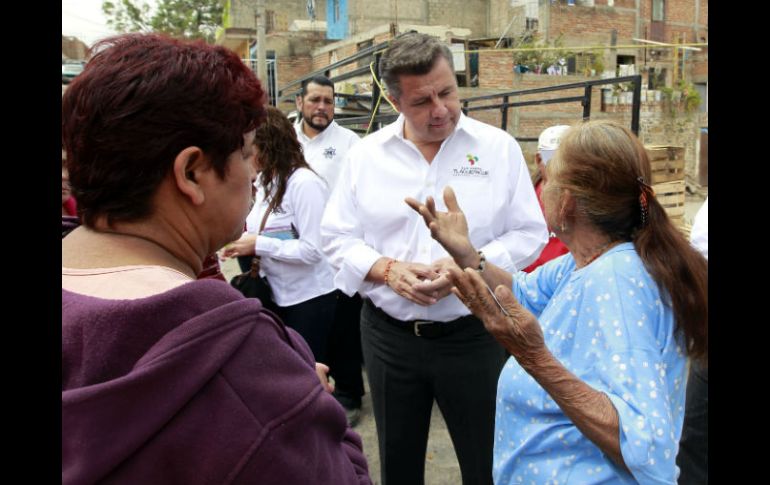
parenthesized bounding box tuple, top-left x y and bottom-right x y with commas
(413, 320, 432, 337)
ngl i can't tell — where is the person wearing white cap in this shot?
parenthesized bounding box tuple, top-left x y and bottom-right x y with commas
(522, 124, 572, 272)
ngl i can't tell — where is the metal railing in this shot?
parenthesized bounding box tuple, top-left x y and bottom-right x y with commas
(461, 75, 643, 140)
(243, 58, 278, 105)
(279, 36, 642, 136)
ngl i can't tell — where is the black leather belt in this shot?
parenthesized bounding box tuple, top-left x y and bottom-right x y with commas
(364, 300, 478, 339)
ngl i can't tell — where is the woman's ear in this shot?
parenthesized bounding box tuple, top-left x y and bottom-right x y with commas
(559, 189, 576, 226)
(172, 146, 207, 206)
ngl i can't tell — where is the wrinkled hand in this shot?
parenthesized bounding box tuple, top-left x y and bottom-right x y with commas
(405, 186, 477, 266)
(447, 266, 546, 365)
(387, 261, 442, 306)
(412, 257, 460, 301)
(315, 362, 335, 393)
(221, 233, 257, 259)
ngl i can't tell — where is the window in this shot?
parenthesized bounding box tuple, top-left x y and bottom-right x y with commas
(652, 0, 664, 21)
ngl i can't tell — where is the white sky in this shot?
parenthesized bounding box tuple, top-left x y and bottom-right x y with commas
(62, 0, 158, 46)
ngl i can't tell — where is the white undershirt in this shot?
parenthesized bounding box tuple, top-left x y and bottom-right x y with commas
(62, 265, 192, 299)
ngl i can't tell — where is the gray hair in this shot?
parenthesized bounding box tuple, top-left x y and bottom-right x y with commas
(379, 32, 455, 99)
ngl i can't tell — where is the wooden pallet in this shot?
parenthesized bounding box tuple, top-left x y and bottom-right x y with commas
(653, 179, 686, 220)
(645, 145, 685, 184)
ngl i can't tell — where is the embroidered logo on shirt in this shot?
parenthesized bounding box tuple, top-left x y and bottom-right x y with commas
(323, 146, 336, 159)
(453, 153, 488, 177)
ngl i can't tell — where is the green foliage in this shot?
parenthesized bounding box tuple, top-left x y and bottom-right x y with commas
(512, 33, 575, 73)
(661, 79, 702, 117)
(102, 0, 224, 44)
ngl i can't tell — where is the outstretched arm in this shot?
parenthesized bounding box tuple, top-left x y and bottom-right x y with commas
(447, 266, 628, 471)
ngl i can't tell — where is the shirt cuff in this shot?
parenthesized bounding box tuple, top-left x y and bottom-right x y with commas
(254, 235, 281, 256)
(480, 239, 516, 273)
(333, 245, 383, 296)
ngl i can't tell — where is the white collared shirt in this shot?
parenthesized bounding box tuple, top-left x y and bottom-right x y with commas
(690, 197, 708, 260)
(295, 120, 361, 192)
(245, 167, 336, 307)
(321, 113, 548, 322)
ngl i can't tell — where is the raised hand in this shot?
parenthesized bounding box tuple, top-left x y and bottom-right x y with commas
(447, 265, 546, 365)
(405, 186, 477, 267)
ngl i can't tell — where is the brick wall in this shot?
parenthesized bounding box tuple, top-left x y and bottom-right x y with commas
(699, 1, 707, 26)
(478, 51, 514, 89)
(277, 55, 312, 91)
(313, 52, 331, 71)
(549, 3, 636, 42)
(666, 0, 695, 24)
(427, 0, 486, 37)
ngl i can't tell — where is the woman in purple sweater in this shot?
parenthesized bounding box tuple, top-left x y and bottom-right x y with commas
(61, 33, 371, 485)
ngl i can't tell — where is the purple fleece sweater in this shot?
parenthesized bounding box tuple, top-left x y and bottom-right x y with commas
(62, 279, 371, 485)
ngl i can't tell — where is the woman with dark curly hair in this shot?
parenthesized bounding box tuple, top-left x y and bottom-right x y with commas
(224, 106, 337, 364)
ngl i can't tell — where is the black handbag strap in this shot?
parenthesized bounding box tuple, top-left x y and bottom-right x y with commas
(249, 195, 278, 277)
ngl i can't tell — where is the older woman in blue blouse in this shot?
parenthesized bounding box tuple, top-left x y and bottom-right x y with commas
(406, 120, 708, 484)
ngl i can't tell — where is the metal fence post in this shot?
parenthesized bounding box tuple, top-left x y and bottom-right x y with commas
(582, 85, 592, 121)
(501, 95, 509, 131)
(631, 75, 641, 135)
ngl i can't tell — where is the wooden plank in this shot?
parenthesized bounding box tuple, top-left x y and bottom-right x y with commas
(645, 145, 684, 161)
(646, 145, 685, 184)
(652, 180, 685, 219)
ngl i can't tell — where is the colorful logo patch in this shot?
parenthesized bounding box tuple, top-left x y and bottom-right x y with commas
(466, 153, 479, 165)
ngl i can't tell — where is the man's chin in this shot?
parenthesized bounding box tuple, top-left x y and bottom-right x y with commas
(306, 118, 330, 132)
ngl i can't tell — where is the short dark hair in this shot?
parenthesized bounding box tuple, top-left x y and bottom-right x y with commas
(379, 32, 454, 99)
(61, 33, 266, 228)
(300, 75, 335, 98)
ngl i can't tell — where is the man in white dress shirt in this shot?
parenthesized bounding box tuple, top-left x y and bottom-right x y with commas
(321, 32, 548, 485)
(295, 76, 365, 427)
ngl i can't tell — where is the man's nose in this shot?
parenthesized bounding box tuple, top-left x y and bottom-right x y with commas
(430, 97, 448, 117)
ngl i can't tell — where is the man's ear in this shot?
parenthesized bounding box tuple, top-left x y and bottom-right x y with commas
(172, 146, 207, 206)
(295, 94, 303, 112)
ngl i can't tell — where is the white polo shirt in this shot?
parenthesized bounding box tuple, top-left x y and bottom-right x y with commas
(295, 120, 361, 191)
(246, 167, 336, 307)
(320, 112, 548, 322)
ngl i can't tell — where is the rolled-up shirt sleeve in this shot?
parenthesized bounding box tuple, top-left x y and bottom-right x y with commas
(321, 155, 382, 296)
